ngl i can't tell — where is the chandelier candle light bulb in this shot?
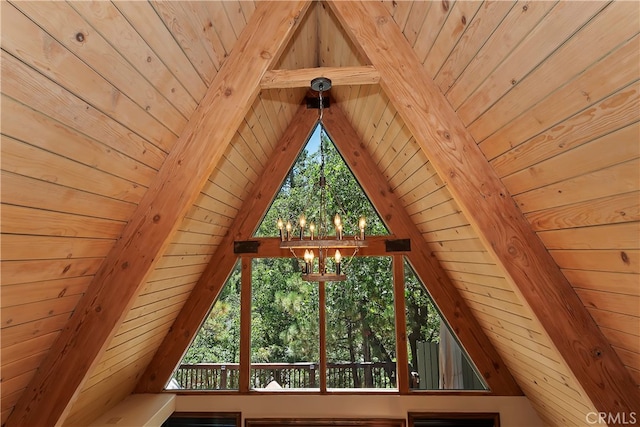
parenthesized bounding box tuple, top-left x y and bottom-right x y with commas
(286, 221, 292, 241)
(309, 223, 315, 240)
(359, 217, 366, 240)
(299, 215, 306, 239)
(277, 218, 285, 241)
(335, 250, 342, 275)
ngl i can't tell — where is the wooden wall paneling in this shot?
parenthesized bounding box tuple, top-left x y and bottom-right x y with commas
(562, 269, 639, 296)
(8, 1, 184, 139)
(2, 295, 81, 331)
(378, 125, 414, 181)
(0, 173, 135, 227)
(69, 1, 197, 119)
(458, 1, 606, 126)
(251, 94, 279, 148)
(150, 1, 218, 85)
(515, 160, 639, 214)
(411, 0, 452, 66)
(322, 104, 521, 395)
(435, 1, 515, 93)
(63, 347, 160, 427)
(1, 276, 92, 308)
(328, 0, 639, 417)
(411, 199, 460, 228)
(2, 135, 146, 204)
(401, 1, 432, 48)
(113, 1, 207, 100)
(470, 2, 639, 144)
(224, 1, 252, 50)
(136, 103, 318, 392)
(550, 249, 640, 274)
(493, 83, 639, 179)
(1, 205, 124, 240)
(481, 35, 640, 162)
(0, 53, 166, 170)
(5, 3, 311, 425)
(360, 88, 390, 149)
(1, 333, 60, 370)
(368, 101, 400, 164)
(386, 141, 431, 192)
(2, 314, 73, 353)
(1, 96, 157, 187)
(1, 235, 114, 262)
(385, 0, 412, 32)
(190, 2, 231, 67)
(503, 123, 640, 196)
(423, 1, 483, 79)
(446, 0, 556, 109)
(526, 192, 639, 232)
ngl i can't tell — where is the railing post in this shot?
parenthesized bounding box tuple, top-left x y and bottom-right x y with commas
(309, 364, 316, 388)
(221, 364, 228, 390)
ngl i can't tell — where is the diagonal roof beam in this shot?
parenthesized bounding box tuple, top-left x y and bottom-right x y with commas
(327, 0, 640, 415)
(322, 105, 521, 395)
(136, 103, 319, 392)
(5, 2, 311, 426)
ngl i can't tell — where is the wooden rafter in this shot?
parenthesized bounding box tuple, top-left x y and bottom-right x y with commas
(136, 103, 319, 392)
(322, 105, 521, 395)
(5, 2, 311, 426)
(327, 0, 640, 414)
(261, 66, 380, 89)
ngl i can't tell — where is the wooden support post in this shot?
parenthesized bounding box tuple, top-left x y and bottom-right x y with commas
(319, 281, 327, 393)
(393, 255, 410, 394)
(239, 257, 252, 393)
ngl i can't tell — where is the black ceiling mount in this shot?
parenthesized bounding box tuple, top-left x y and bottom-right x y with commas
(310, 76, 332, 92)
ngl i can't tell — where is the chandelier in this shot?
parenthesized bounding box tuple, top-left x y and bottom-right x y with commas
(277, 77, 367, 282)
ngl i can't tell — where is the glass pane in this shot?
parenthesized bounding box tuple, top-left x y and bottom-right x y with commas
(404, 259, 487, 390)
(326, 257, 397, 389)
(254, 123, 388, 239)
(251, 258, 320, 390)
(170, 261, 241, 390)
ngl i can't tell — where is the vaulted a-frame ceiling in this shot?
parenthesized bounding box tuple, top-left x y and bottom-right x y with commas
(1, 1, 638, 426)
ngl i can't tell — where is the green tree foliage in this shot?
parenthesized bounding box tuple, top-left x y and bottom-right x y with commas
(182, 263, 241, 364)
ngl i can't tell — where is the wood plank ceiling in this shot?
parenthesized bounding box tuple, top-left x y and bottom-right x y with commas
(1, 1, 638, 426)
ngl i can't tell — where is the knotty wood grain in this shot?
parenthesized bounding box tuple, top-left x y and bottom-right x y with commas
(322, 104, 521, 395)
(135, 103, 318, 393)
(5, 3, 310, 426)
(328, 0, 640, 417)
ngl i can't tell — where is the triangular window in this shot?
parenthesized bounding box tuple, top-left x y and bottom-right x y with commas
(168, 261, 241, 390)
(254, 123, 388, 239)
(170, 122, 486, 392)
(404, 259, 487, 390)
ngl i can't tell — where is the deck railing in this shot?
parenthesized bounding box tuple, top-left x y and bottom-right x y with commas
(173, 361, 396, 390)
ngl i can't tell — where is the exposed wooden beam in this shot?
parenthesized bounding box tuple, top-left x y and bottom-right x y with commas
(5, 3, 311, 426)
(240, 235, 402, 258)
(136, 103, 319, 392)
(393, 255, 410, 394)
(322, 104, 522, 395)
(328, 0, 640, 414)
(239, 257, 252, 393)
(261, 66, 380, 89)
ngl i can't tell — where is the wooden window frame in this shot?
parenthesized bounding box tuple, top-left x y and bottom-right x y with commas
(408, 412, 500, 427)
